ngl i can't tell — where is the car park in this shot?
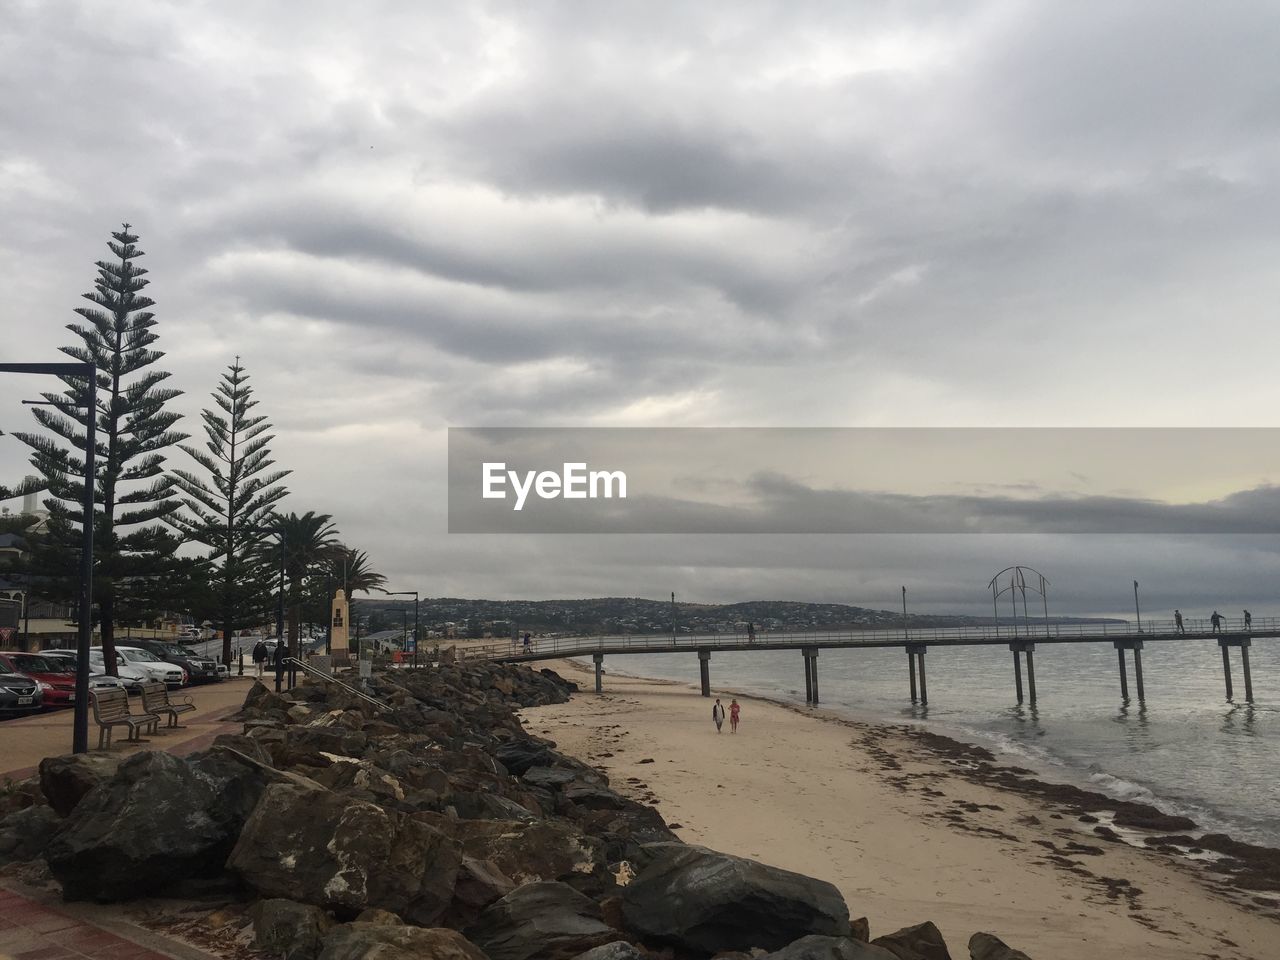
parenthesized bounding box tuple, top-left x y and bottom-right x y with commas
(0, 663, 43, 716)
(130, 640, 221, 684)
(0, 652, 77, 707)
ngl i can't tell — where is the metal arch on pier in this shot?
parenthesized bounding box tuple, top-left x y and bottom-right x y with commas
(467, 614, 1272, 705)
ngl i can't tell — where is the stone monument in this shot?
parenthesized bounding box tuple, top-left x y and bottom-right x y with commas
(331, 588, 350, 665)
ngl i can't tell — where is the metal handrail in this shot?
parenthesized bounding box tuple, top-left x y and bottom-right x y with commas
(466, 613, 1277, 662)
(285, 657, 392, 712)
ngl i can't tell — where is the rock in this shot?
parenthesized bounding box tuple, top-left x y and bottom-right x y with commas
(967, 933, 1032, 960)
(319, 923, 489, 960)
(354, 909, 404, 925)
(229, 783, 461, 924)
(763, 936, 898, 960)
(851, 919, 870, 943)
(571, 943, 647, 960)
(496, 741, 555, 776)
(870, 922, 951, 960)
(37, 754, 122, 817)
(466, 881, 617, 960)
(0, 806, 61, 864)
(446, 857, 518, 927)
(45, 752, 240, 902)
(621, 844, 850, 954)
(253, 898, 334, 960)
(454, 819, 609, 889)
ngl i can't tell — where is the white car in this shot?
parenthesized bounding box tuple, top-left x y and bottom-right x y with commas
(90, 646, 186, 689)
(38, 651, 127, 691)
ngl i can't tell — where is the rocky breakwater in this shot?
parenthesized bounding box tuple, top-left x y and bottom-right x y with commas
(0, 660, 1034, 960)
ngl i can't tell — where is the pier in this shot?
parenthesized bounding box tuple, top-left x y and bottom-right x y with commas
(470, 614, 1273, 706)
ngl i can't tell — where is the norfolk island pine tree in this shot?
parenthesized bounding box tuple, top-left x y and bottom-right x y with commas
(168, 358, 291, 667)
(13, 225, 188, 673)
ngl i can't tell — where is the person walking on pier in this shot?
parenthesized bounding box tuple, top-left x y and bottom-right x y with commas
(1244, 609, 1252, 631)
(1175, 610, 1185, 635)
(712, 698, 726, 733)
(522, 633, 532, 653)
(729, 698, 741, 733)
(747, 622, 756, 643)
(1211, 611, 1223, 634)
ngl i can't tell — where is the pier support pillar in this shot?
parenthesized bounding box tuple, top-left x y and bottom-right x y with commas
(1009, 640, 1036, 704)
(1113, 639, 1145, 702)
(698, 649, 711, 697)
(1218, 636, 1252, 702)
(593, 652, 604, 694)
(803, 651, 812, 702)
(810, 648, 820, 705)
(907, 644, 927, 705)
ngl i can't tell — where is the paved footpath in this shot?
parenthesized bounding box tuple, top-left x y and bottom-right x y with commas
(0, 885, 221, 960)
(0, 678, 258, 783)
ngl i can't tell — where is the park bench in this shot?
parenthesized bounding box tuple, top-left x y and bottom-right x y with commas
(139, 682, 196, 729)
(89, 688, 160, 750)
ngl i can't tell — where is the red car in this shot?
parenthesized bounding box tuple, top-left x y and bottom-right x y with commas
(0, 652, 77, 708)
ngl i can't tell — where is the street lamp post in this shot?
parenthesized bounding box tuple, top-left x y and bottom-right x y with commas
(0, 362, 96, 753)
(383, 591, 419, 668)
(902, 585, 909, 641)
(1133, 580, 1143, 633)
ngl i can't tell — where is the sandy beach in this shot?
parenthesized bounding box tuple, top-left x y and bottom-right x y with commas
(522, 660, 1279, 960)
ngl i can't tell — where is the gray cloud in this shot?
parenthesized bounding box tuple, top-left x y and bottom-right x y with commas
(4, 2, 1280, 615)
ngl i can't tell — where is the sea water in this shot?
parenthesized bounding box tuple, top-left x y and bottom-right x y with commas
(605, 639, 1280, 847)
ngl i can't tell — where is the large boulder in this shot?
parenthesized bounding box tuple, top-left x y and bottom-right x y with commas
(871, 922, 951, 960)
(445, 857, 518, 928)
(38, 754, 122, 817)
(763, 936, 898, 960)
(453, 818, 609, 890)
(319, 923, 488, 960)
(45, 752, 239, 901)
(620, 844, 850, 955)
(571, 944, 647, 960)
(229, 783, 461, 925)
(466, 881, 617, 960)
(968, 933, 1032, 960)
(253, 898, 335, 960)
(0, 805, 61, 864)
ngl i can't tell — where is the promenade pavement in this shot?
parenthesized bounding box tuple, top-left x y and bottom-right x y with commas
(0, 674, 261, 782)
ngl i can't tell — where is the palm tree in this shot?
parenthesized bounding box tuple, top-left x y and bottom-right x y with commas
(331, 545, 387, 598)
(269, 511, 341, 657)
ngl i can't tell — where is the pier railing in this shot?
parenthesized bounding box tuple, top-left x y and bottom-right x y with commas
(466, 614, 1277, 662)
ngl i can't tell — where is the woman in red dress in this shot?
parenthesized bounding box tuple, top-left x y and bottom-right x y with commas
(729, 699, 740, 733)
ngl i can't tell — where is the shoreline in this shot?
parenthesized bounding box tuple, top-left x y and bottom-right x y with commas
(523, 658, 1280, 959)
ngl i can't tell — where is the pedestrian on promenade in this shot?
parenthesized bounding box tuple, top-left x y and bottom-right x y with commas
(1175, 610, 1185, 635)
(272, 642, 288, 692)
(1244, 609, 1252, 631)
(747, 622, 756, 643)
(522, 632, 532, 653)
(1211, 610, 1223, 634)
(729, 698, 741, 733)
(712, 698, 726, 733)
(252, 639, 267, 678)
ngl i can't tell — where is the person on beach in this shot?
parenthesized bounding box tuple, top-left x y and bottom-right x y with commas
(1244, 609, 1252, 631)
(1174, 610, 1184, 635)
(712, 698, 726, 733)
(729, 698, 740, 733)
(252, 639, 267, 678)
(1211, 610, 1222, 634)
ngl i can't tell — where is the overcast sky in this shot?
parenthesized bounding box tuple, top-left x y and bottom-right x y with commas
(4, 1, 1280, 619)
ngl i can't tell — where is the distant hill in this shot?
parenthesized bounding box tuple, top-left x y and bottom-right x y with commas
(353, 595, 1121, 637)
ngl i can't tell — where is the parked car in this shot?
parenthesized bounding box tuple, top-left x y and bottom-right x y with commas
(0, 652, 77, 707)
(0, 663, 43, 716)
(90, 646, 185, 690)
(37, 650, 127, 692)
(130, 640, 221, 684)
